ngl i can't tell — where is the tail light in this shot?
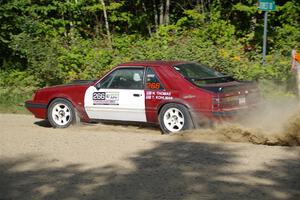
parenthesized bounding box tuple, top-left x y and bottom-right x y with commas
(212, 96, 221, 111)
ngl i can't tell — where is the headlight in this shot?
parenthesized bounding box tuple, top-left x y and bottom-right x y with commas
(32, 91, 37, 100)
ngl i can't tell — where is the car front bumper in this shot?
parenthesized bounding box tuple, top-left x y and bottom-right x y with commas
(25, 100, 47, 119)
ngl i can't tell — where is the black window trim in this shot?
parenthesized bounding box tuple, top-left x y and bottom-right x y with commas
(95, 66, 146, 90)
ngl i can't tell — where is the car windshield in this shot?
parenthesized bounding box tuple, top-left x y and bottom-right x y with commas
(173, 63, 234, 85)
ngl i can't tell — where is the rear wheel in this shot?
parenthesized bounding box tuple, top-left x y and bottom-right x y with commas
(47, 98, 75, 128)
(159, 103, 194, 134)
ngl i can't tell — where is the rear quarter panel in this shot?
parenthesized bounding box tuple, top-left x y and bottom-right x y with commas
(146, 65, 214, 123)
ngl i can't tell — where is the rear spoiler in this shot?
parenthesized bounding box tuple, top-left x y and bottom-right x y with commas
(199, 81, 258, 93)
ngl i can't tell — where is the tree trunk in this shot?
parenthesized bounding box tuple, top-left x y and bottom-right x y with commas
(164, 0, 170, 25)
(159, 0, 164, 25)
(207, 0, 211, 20)
(142, 1, 152, 37)
(200, 0, 205, 22)
(62, 14, 67, 37)
(250, 15, 257, 32)
(100, 0, 112, 48)
(95, 13, 100, 38)
(153, 0, 158, 30)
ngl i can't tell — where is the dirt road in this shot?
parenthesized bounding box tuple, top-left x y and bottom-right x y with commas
(0, 114, 299, 200)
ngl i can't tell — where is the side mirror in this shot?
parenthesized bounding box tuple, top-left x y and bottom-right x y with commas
(94, 82, 101, 90)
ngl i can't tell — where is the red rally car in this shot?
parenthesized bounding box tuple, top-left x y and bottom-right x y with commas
(25, 61, 260, 133)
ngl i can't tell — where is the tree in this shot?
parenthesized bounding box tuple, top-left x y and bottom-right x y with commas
(100, 0, 112, 48)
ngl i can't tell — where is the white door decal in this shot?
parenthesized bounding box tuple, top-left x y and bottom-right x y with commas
(84, 86, 146, 122)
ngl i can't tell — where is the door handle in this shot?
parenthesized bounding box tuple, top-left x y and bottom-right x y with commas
(133, 94, 142, 97)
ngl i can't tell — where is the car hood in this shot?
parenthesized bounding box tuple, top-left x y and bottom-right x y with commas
(37, 80, 96, 92)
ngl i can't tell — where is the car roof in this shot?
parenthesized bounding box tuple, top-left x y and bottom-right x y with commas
(118, 60, 191, 67)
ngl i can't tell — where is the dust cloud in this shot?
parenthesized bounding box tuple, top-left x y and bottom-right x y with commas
(180, 98, 300, 146)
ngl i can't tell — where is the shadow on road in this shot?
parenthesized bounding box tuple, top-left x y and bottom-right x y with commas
(0, 141, 299, 200)
(34, 120, 52, 128)
(33, 119, 161, 132)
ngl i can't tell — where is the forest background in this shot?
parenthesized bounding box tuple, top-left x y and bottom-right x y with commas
(0, 0, 299, 112)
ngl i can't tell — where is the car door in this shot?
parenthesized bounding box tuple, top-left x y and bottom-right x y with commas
(84, 67, 146, 122)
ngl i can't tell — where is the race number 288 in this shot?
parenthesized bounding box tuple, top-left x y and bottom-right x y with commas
(147, 82, 161, 89)
(93, 92, 106, 100)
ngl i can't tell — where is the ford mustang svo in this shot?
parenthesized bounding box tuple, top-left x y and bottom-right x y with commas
(25, 61, 260, 133)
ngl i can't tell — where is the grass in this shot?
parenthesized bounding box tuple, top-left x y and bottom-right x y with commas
(0, 87, 34, 114)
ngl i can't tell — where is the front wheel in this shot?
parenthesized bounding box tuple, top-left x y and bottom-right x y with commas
(47, 98, 75, 128)
(158, 103, 194, 134)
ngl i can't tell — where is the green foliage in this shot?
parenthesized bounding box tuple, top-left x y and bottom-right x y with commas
(10, 33, 62, 86)
(56, 37, 114, 82)
(233, 3, 257, 15)
(0, 69, 36, 88)
(0, 70, 35, 113)
(176, 9, 205, 28)
(0, 86, 34, 113)
(258, 79, 296, 100)
(273, 24, 300, 55)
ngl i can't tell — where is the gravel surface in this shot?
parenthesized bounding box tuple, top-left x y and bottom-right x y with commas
(0, 114, 299, 200)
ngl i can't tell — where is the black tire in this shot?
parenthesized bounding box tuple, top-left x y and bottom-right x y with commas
(47, 98, 76, 128)
(158, 103, 194, 134)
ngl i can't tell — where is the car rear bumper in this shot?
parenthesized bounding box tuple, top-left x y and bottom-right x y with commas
(191, 104, 260, 125)
(213, 102, 261, 117)
(25, 100, 47, 119)
(212, 111, 238, 117)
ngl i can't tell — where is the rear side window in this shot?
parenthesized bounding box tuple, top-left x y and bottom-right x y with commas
(145, 67, 164, 90)
(174, 63, 224, 78)
(174, 63, 234, 85)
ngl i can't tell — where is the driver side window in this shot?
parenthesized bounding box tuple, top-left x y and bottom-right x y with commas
(100, 68, 144, 89)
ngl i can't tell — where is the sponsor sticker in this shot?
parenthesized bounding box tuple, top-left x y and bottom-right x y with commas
(145, 91, 173, 100)
(93, 92, 119, 105)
